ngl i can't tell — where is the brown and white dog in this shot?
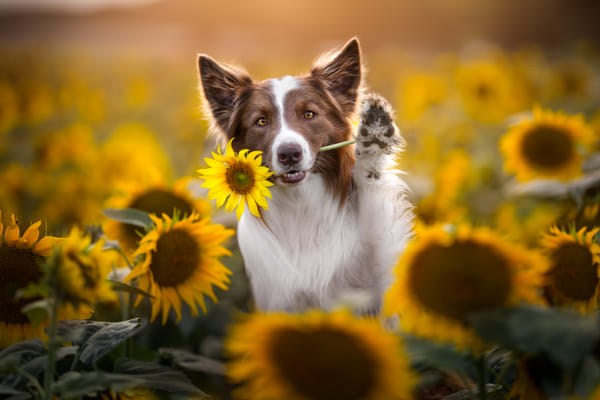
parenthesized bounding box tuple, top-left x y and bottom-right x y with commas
(198, 38, 413, 312)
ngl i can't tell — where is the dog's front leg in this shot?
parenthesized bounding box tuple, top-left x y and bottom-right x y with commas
(351, 93, 412, 306)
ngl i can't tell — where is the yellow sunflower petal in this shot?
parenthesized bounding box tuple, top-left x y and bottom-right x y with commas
(5, 214, 20, 246)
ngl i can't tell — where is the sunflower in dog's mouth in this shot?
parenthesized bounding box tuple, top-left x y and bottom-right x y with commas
(198, 139, 273, 220)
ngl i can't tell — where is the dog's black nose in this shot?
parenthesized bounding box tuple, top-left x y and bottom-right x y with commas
(277, 143, 303, 166)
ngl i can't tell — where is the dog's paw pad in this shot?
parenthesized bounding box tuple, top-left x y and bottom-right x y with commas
(356, 93, 399, 156)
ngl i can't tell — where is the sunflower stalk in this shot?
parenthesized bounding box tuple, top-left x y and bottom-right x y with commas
(43, 295, 59, 400)
(477, 355, 488, 400)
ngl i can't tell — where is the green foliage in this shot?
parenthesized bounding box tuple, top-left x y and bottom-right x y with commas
(469, 306, 600, 370)
(102, 208, 154, 231)
(0, 319, 209, 399)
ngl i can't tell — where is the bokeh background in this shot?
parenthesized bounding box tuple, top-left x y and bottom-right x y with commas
(2, 1, 600, 398)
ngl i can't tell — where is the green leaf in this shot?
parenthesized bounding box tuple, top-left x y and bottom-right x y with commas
(56, 320, 112, 345)
(1, 347, 78, 391)
(21, 299, 50, 328)
(114, 358, 206, 396)
(79, 318, 146, 366)
(108, 280, 155, 299)
(0, 339, 46, 372)
(573, 356, 600, 398)
(53, 371, 143, 398)
(468, 306, 600, 369)
(402, 335, 476, 377)
(442, 384, 504, 400)
(159, 348, 226, 375)
(0, 384, 26, 395)
(102, 208, 153, 230)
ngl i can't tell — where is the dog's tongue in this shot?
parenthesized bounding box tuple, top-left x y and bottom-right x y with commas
(281, 171, 306, 184)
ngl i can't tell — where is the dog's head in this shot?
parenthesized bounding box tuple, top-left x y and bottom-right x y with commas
(198, 38, 362, 198)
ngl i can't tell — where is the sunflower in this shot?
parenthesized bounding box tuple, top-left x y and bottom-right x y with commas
(0, 211, 60, 347)
(384, 224, 548, 349)
(398, 71, 447, 121)
(456, 59, 529, 124)
(103, 177, 211, 253)
(124, 213, 234, 324)
(198, 139, 273, 220)
(540, 226, 600, 311)
(225, 310, 415, 400)
(500, 107, 595, 182)
(417, 150, 472, 225)
(51, 227, 117, 308)
(97, 122, 172, 187)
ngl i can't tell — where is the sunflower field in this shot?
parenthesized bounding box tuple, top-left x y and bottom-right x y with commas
(2, 33, 600, 400)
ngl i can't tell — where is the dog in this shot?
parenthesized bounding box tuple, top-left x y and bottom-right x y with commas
(198, 38, 413, 312)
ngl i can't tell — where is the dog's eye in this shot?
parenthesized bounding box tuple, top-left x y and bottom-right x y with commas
(304, 111, 315, 120)
(256, 117, 268, 127)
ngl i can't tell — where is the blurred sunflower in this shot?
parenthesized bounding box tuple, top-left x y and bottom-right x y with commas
(558, 201, 600, 232)
(225, 310, 415, 400)
(398, 71, 447, 121)
(494, 202, 558, 246)
(124, 213, 234, 324)
(97, 123, 172, 187)
(103, 177, 210, 253)
(456, 60, 530, 123)
(198, 139, 273, 220)
(50, 227, 116, 309)
(417, 150, 472, 225)
(540, 226, 600, 311)
(0, 211, 60, 347)
(500, 107, 595, 182)
(384, 223, 548, 349)
(0, 80, 18, 136)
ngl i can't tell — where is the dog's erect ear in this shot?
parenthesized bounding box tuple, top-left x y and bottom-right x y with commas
(198, 55, 252, 132)
(311, 38, 362, 116)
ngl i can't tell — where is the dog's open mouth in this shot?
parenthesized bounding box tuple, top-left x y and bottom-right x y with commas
(280, 170, 307, 184)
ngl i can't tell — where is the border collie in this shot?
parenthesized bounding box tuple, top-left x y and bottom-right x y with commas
(198, 38, 413, 312)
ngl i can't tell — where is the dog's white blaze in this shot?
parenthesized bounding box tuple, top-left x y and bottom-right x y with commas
(270, 76, 313, 174)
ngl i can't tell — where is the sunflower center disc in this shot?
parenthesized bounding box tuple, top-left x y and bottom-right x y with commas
(226, 164, 255, 195)
(0, 247, 43, 324)
(269, 327, 377, 400)
(409, 240, 512, 322)
(150, 228, 200, 288)
(521, 125, 574, 169)
(548, 242, 598, 301)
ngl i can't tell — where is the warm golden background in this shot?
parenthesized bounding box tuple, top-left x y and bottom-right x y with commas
(2, 2, 600, 399)
(1, 0, 599, 232)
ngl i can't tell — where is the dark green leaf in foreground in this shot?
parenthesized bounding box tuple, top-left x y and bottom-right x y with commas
(102, 208, 153, 231)
(53, 371, 143, 398)
(159, 347, 226, 375)
(402, 335, 477, 377)
(56, 320, 112, 345)
(0, 339, 46, 372)
(468, 306, 600, 369)
(114, 357, 207, 396)
(79, 318, 146, 366)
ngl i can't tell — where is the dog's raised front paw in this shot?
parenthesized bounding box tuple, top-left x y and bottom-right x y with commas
(355, 93, 401, 158)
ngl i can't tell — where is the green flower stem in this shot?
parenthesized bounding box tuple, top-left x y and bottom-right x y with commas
(16, 367, 45, 397)
(478, 354, 488, 400)
(43, 296, 58, 400)
(319, 139, 356, 152)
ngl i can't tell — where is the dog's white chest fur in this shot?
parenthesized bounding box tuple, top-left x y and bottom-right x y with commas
(238, 157, 412, 312)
